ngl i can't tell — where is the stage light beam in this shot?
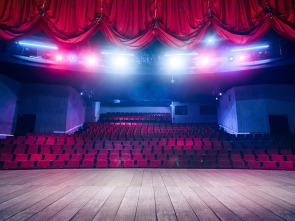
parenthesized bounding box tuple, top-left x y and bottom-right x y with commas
(56, 55, 63, 61)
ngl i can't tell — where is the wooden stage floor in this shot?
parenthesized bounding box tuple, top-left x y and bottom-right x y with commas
(0, 169, 294, 221)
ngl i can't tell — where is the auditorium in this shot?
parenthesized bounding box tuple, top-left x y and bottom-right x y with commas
(0, 0, 294, 220)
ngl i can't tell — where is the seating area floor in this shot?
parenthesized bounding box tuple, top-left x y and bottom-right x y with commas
(0, 169, 294, 221)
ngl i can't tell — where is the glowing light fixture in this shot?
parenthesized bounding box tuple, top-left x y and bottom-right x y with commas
(164, 52, 198, 56)
(56, 55, 63, 61)
(114, 56, 129, 67)
(19, 42, 58, 50)
(167, 56, 185, 69)
(231, 45, 269, 52)
(102, 52, 134, 56)
(85, 55, 98, 66)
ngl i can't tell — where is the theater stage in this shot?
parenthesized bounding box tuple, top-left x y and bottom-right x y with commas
(0, 169, 294, 221)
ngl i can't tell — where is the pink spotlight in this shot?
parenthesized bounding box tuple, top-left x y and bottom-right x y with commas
(201, 57, 210, 65)
(239, 55, 246, 61)
(85, 55, 98, 66)
(56, 54, 63, 61)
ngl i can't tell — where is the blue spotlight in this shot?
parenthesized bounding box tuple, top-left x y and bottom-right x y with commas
(231, 45, 269, 52)
(19, 41, 58, 50)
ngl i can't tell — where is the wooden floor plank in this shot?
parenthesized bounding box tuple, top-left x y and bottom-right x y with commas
(135, 187, 156, 221)
(204, 186, 262, 221)
(166, 187, 199, 220)
(254, 185, 295, 205)
(0, 186, 63, 220)
(28, 186, 89, 221)
(6, 186, 78, 221)
(71, 186, 115, 221)
(0, 186, 45, 210)
(230, 186, 295, 220)
(179, 186, 220, 221)
(92, 186, 128, 221)
(191, 186, 241, 221)
(114, 187, 140, 221)
(129, 169, 144, 187)
(48, 186, 101, 221)
(0, 169, 292, 221)
(159, 169, 177, 187)
(154, 186, 177, 221)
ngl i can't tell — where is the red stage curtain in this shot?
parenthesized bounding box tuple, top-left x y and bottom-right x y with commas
(156, 0, 210, 49)
(100, 0, 156, 50)
(41, 0, 101, 46)
(0, 0, 43, 41)
(0, 0, 295, 49)
(270, 0, 295, 41)
(210, 0, 271, 45)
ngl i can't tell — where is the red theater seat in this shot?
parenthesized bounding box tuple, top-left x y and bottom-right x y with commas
(203, 160, 216, 168)
(52, 149, 63, 154)
(190, 160, 202, 168)
(286, 155, 295, 162)
(44, 154, 57, 161)
(81, 160, 94, 168)
(66, 160, 80, 168)
(281, 150, 293, 155)
(279, 161, 294, 170)
(0, 154, 13, 161)
(133, 154, 143, 160)
(157, 154, 167, 160)
(64, 149, 75, 154)
(257, 155, 270, 161)
(145, 154, 155, 160)
(13, 148, 26, 154)
(248, 161, 262, 169)
(110, 160, 122, 168)
(36, 160, 50, 168)
(124, 160, 135, 167)
(121, 154, 131, 160)
(267, 150, 279, 155)
(15, 154, 28, 161)
(77, 149, 87, 154)
(232, 160, 246, 169)
(58, 154, 70, 161)
(109, 154, 120, 160)
(219, 160, 231, 169)
(84, 154, 95, 161)
(177, 160, 188, 168)
(27, 148, 39, 154)
(96, 160, 108, 168)
(20, 161, 34, 169)
(71, 154, 82, 161)
(51, 160, 64, 169)
(164, 160, 175, 168)
(271, 155, 284, 162)
(244, 154, 255, 161)
(150, 160, 161, 168)
(137, 160, 148, 167)
(231, 154, 242, 161)
(263, 161, 277, 169)
(30, 154, 43, 161)
(3, 161, 18, 169)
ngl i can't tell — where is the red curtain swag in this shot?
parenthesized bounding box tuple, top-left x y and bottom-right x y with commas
(0, 0, 294, 50)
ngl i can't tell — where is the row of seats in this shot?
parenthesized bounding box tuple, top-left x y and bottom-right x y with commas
(1, 144, 293, 155)
(2, 137, 291, 147)
(1, 122, 294, 170)
(2, 159, 294, 170)
(1, 153, 294, 162)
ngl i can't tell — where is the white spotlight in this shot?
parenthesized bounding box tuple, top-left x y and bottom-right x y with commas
(168, 56, 185, 69)
(201, 57, 210, 65)
(114, 56, 128, 67)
